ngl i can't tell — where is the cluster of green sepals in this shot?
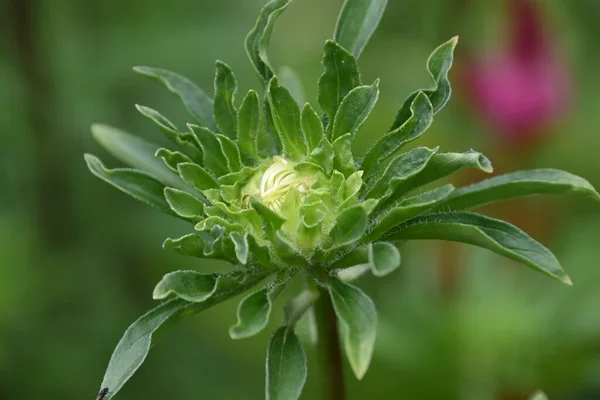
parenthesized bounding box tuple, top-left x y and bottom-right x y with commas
(86, 0, 599, 399)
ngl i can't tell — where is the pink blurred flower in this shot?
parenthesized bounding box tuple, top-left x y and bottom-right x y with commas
(464, 0, 572, 141)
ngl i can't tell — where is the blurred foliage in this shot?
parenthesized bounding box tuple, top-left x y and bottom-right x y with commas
(1, 0, 600, 399)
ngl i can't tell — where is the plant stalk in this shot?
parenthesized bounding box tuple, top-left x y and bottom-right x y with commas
(313, 286, 346, 400)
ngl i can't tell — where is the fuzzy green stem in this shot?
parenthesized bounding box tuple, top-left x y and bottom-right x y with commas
(313, 285, 346, 400)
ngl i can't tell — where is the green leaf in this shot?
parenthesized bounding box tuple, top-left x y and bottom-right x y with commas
(318, 40, 361, 124)
(390, 37, 458, 131)
(135, 105, 202, 161)
(100, 274, 268, 399)
(387, 150, 492, 202)
(245, 0, 290, 82)
(251, 197, 286, 232)
(330, 80, 379, 141)
(384, 212, 571, 285)
(84, 154, 174, 216)
(279, 66, 306, 106)
(267, 77, 308, 160)
(155, 148, 192, 173)
(364, 147, 438, 201)
(133, 66, 216, 131)
(265, 326, 307, 400)
(308, 138, 334, 175)
(163, 230, 235, 262)
(164, 188, 205, 220)
(230, 231, 249, 264)
(339, 171, 363, 201)
(215, 133, 243, 172)
(331, 242, 401, 277)
(529, 391, 549, 400)
(153, 270, 249, 302)
(91, 124, 185, 190)
(238, 90, 261, 161)
(188, 124, 229, 177)
(230, 283, 283, 339)
(434, 169, 600, 212)
(213, 61, 238, 138)
(177, 162, 219, 191)
(301, 103, 325, 151)
(361, 92, 433, 178)
(330, 205, 368, 248)
(332, 133, 356, 177)
(334, 0, 388, 59)
(365, 184, 454, 241)
(284, 288, 320, 328)
(275, 231, 307, 266)
(328, 278, 377, 379)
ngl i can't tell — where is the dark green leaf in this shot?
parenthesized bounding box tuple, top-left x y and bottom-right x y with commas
(267, 77, 308, 160)
(177, 162, 219, 191)
(266, 326, 307, 400)
(164, 188, 205, 220)
(331, 80, 379, 141)
(361, 92, 433, 178)
(328, 278, 377, 379)
(434, 169, 600, 212)
(230, 283, 283, 339)
(330, 205, 368, 248)
(238, 90, 261, 161)
(215, 133, 243, 172)
(334, 0, 388, 59)
(308, 138, 334, 175)
(390, 37, 458, 131)
(133, 66, 216, 130)
(318, 40, 361, 124)
(301, 103, 325, 151)
(384, 212, 571, 285)
(188, 124, 229, 177)
(213, 61, 238, 138)
(245, 0, 290, 82)
(85, 154, 174, 216)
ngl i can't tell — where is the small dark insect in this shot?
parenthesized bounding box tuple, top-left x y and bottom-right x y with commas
(96, 388, 109, 400)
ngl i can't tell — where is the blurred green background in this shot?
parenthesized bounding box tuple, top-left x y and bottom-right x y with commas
(2, 0, 600, 399)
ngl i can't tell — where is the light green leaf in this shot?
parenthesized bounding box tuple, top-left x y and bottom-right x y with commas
(364, 147, 438, 201)
(213, 61, 238, 138)
(133, 66, 216, 131)
(529, 391, 549, 400)
(284, 288, 320, 328)
(334, 0, 388, 59)
(91, 124, 185, 189)
(84, 154, 174, 216)
(301, 103, 325, 151)
(251, 197, 286, 233)
(230, 283, 283, 339)
(238, 90, 261, 161)
(385, 212, 571, 285)
(330, 205, 368, 248)
(153, 270, 250, 302)
(163, 230, 235, 263)
(308, 138, 334, 175)
(177, 162, 218, 191)
(331, 242, 401, 277)
(332, 133, 356, 177)
(331, 80, 379, 141)
(215, 133, 243, 172)
(188, 124, 229, 177)
(390, 37, 458, 130)
(328, 278, 377, 379)
(245, 0, 290, 82)
(339, 171, 363, 201)
(265, 326, 307, 400)
(435, 169, 600, 212)
(361, 92, 433, 178)
(155, 148, 192, 173)
(164, 188, 205, 220)
(267, 77, 308, 160)
(365, 184, 454, 242)
(318, 40, 361, 124)
(230, 231, 249, 264)
(279, 66, 305, 106)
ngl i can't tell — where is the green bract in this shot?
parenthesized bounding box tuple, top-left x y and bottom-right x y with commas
(85, 0, 599, 399)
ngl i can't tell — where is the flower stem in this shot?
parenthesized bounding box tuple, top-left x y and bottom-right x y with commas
(313, 286, 346, 400)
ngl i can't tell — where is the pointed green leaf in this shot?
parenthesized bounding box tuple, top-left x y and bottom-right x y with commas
(245, 0, 291, 82)
(177, 162, 218, 191)
(238, 90, 261, 161)
(390, 37, 458, 130)
(267, 77, 308, 160)
(339, 171, 363, 201)
(434, 169, 600, 212)
(215, 133, 243, 172)
(332, 133, 356, 177)
(230, 231, 249, 264)
(279, 66, 305, 106)
(213, 61, 238, 138)
(230, 283, 283, 339)
(331, 242, 401, 277)
(308, 138, 334, 175)
(361, 92, 433, 178)
(85, 154, 174, 216)
(328, 278, 377, 379)
(265, 326, 307, 400)
(331, 80, 379, 141)
(164, 188, 205, 220)
(384, 212, 571, 285)
(301, 103, 325, 151)
(152, 270, 251, 303)
(155, 148, 192, 173)
(91, 124, 185, 189)
(133, 66, 216, 130)
(365, 184, 454, 241)
(364, 146, 438, 201)
(318, 40, 361, 124)
(330, 205, 368, 248)
(188, 124, 229, 177)
(334, 0, 388, 59)
(251, 197, 286, 231)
